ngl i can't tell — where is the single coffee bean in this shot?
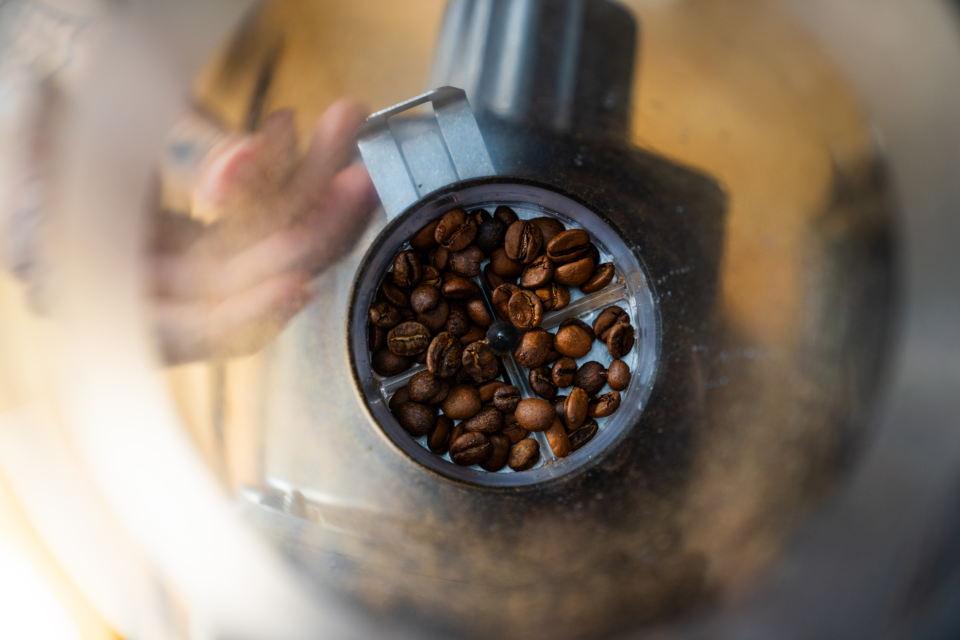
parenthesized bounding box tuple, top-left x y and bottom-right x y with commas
(386, 321, 431, 356)
(459, 325, 487, 345)
(593, 306, 629, 341)
(415, 350, 429, 365)
(398, 307, 417, 322)
(480, 434, 511, 472)
(427, 415, 453, 454)
(507, 290, 544, 329)
(560, 317, 596, 342)
(535, 282, 571, 312)
(449, 423, 465, 448)
(552, 357, 577, 388)
(514, 329, 553, 369)
(493, 385, 522, 412)
(607, 359, 632, 391)
(373, 349, 412, 376)
(392, 251, 422, 288)
(408, 371, 446, 403)
(368, 324, 386, 352)
(546, 229, 591, 265)
(607, 322, 636, 358)
(494, 205, 519, 226)
(478, 381, 506, 403)
(490, 247, 525, 277)
(519, 255, 555, 289)
(502, 420, 528, 444)
(389, 387, 410, 415)
(475, 217, 507, 255)
(441, 276, 481, 299)
(426, 332, 463, 378)
(435, 208, 478, 251)
(450, 432, 492, 466)
(553, 395, 568, 426)
(462, 405, 504, 434)
(508, 438, 540, 471)
(455, 366, 476, 385)
(379, 280, 410, 308)
(450, 245, 484, 278)
(369, 301, 400, 329)
(569, 420, 599, 451)
(504, 220, 543, 264)
(574, 362, 607, 396)
(564, 388, 589, 430)
(515, 398, 556, 432)
(396, 402, 435, 437)
(483, 264, 507, 289)
(445, 303, 471, 337)
(417, 297, 450, 332)
(462, 341, 499, 383)
(466, 298, 494, 328)
(532, 217, 565, 247)
(431, 246, 451, 271)
(543, 349, 562, 366)
(586, 243, 601, 267)
(411, 219, 440, 251)
(441, 384, 482, 420)
(554, 255, 596, 286)
(529, 366, 558, 399)
(410, 285, 440, 314)
(492, 284, 521, 320)
(421, 265, 442, 288)
(545, 417, 572, 458)
(554, 324, 593, 358)
(589, 390, 622, 418)
(580, 263, 615, 294)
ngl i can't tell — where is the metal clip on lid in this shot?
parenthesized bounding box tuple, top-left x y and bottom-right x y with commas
(356, 86, 496, 219)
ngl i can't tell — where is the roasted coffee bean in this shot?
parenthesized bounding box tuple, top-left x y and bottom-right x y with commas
(483, 264, 507, 289)
(462, 341, 499, 383)
(462, 405, 504, 434)
(515, 398, 555, 432)
(560, 318, 596, 342)
(546, 229, 591, 265)
(427, 332, 463, 377)
(543, 349, 562, 366)
(379, 280, 410, 308)
(373, 349, 412, 376)
(369, 301, 400, 329)
(410, 285, 440, 314)
(396, 402, 435, 437)
(431, 246, 451, 271)
(580, 263, 615, 294)
(564, 388, 589, 430)
(415, 350, 429, 365)
(441, 384, 482, 420)
(386, 322, 431, 356)
(529, 366, 558, 399)
(479, 381, 506, 403)
(508, 438, 540, 471)
(421, 265, 442, 287)
(475, 216, 507, 255)
(392, 251, 422, 288)
(507, 290, 544, 329)
(490, 247, 525, 277)
(514, 329, 553, 369)
(445, 303, 471, 337)
(504, 220, 543, 264)
(408, 371, 447, 403)
(398, 307, 417, 321)
(494, 205, 519, 226)
(450, 245, 484, 278)
(367, 324, 386, 352)
(553, 395, 568, 426)
(449, 423, 465, 448)
(455, 366, 475, 385)
(459, 325, 487, 345)
(554, 324, 592, 358)
(593, 306, 630, 341)
(586, 243, 600, 267)
(466, 298, 494, 327)
(589, 391, 621, 418)
(574, 362, 607, 396)
(607, 359, 632, 391)
(441, 276, 481, 299)
(532, 217, 565, 247)
(417, 298, 449, 332)
(607, 322, 636, 358)
(389, 387, 410, 415)
(502, 420, 528, 444)
(435, 208, 478, 251)
(545, 417, 572, 458)
(569, 420, 598, 451)
(450, 432, 492, 466)
(552, 357, 577, 388)
(554, 255, 596, 286)
(535, 282, 570, 312)
(519, 255, 555, 289)
(480, 434, 511, 472)
(427, 415, 453, 454)
(411, 220, 440, 251)
(492, 284, 521, 320)
(493, 385, 522, 412)
(471, 209, 491, 225)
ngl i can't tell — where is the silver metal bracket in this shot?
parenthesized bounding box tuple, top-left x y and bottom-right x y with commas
(356, 86, 496, 219)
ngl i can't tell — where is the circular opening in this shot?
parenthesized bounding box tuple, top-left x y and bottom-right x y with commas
(350, 182, 659, 487)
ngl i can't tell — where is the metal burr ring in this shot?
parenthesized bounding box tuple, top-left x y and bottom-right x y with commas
(349, 181, 660, 487)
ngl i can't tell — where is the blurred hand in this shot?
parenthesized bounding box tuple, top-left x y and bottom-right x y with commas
(149, 99, 379, 364)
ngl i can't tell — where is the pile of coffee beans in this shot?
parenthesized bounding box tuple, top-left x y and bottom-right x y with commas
(367, 205, 636, 472)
